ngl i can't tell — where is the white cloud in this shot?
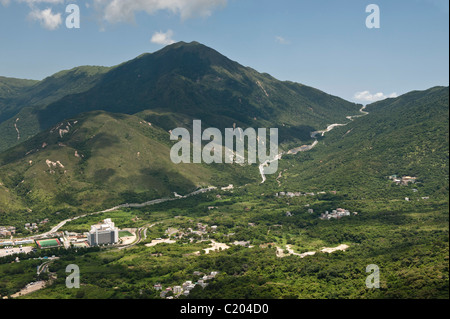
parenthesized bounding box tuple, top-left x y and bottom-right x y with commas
(275, 36, 289, 45)
(1, 1, 64, 29)
(354, 91, 398, 103)
(93, 0, 227, 24)
(28, 7, 62, 30)
(151, 29, 175, 45)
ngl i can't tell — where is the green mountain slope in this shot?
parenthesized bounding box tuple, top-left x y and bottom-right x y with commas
(0, 76, 38, 122)
(0, 76, 38, 99)
(0, 111, 258, 225)
(270, 86, 449, 199)
(0, 47, 447, 301)
(0, 41, 365, 226)
(0, 42, 361, 153)
(0, 66, 111, 152)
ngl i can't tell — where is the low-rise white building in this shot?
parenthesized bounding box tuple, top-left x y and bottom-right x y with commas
(173, 286, 183, 295)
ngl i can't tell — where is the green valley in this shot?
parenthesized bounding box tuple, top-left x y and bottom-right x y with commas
(0, 42, 448, 301)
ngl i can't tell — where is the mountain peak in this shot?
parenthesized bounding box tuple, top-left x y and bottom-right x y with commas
(151, 41, 235, 68)
(1, 41, 361, 153)
(165, 40, 202, 48)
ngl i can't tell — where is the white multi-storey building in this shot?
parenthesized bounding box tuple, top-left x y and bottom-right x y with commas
(87, 219, 119, 246)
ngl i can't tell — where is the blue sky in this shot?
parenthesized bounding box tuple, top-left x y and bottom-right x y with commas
(0, 0, 448, 103)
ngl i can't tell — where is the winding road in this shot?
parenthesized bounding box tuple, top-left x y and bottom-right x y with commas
(259, 105, 369, 183)
(12, 106, 369, 240)
(18, 187, 217, 241)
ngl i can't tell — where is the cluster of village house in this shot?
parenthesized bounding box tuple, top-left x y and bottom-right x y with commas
(167, 222, 219, 241)
(1, 220, 50, 238)
(191, 223, 217, 234)
(405, 196, 430, 201)
(24, 219, 50, 232)
(284, 207, 357, 220)
(388, 175, 432, 201)
(276, 190, 337, 197)
(389, 175, 417, 186)
(156, 271, 219, 299)
(0, 226, 16, 238)
(319, 208, 358, 220)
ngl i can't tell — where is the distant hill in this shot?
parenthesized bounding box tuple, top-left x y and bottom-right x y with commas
(0, 76, 38, 99)
(0, 66, 110, 151)
(0, 76, 38, 122)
